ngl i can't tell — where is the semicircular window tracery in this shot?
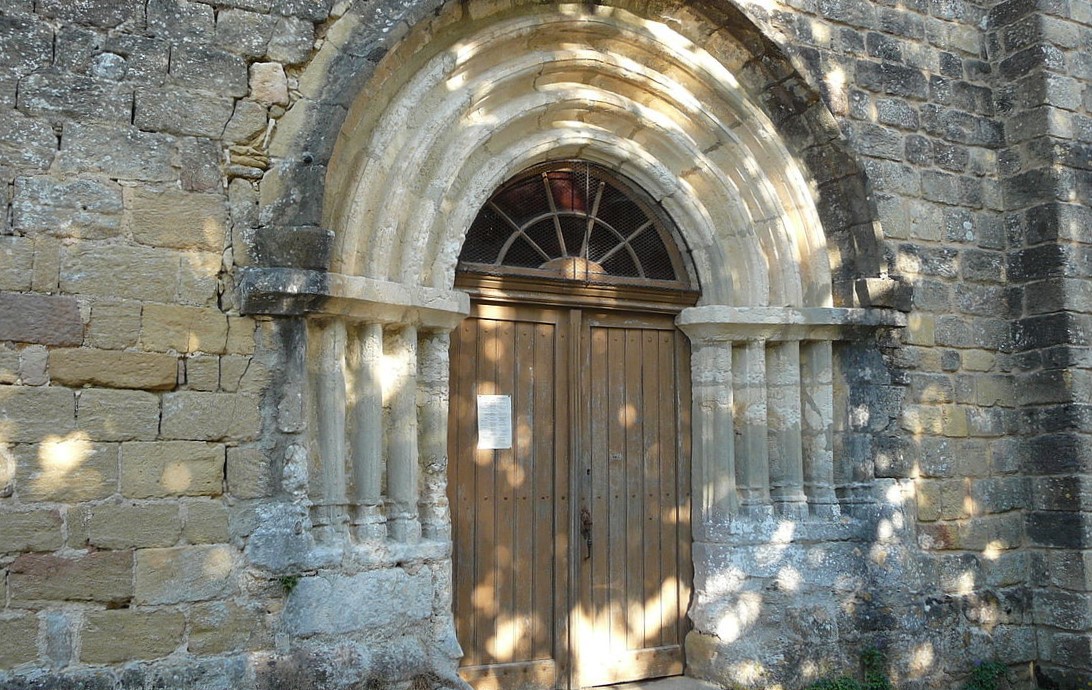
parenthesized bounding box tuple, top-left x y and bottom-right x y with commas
(457, 160, 692, 289)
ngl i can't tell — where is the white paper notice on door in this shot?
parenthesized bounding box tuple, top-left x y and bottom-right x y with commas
(476, 394, 513, 450)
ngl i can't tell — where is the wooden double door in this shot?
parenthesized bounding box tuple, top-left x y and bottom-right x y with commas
(448, 300, 692, 690)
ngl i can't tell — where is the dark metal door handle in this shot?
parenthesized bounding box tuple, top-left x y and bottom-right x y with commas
(580, 507, 593, 560)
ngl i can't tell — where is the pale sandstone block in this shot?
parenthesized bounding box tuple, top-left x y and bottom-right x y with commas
(49, 349, 177, 390)
(141, 304, 229, 354)
(120, 441, 225, 498)
(18, 345, 48, 385)
(0, 613, 38, 667)
(31, 236, 61, 293)
(87, 501, 181, 549)
(185, 355, 220, 391)
(87, 301, 141, 350)
(182, 499, 230, 543)
(189, 601, 259, 655)
(0, 235, 34, 291)
(77, 388, 160, 441)
(81, 609, 184, 663)
(129, 187, 228, 252)
(134, 544, 234, 604)
(160, 392, 261, 441)
(59, 242, 178, 303)
(0, 509, 63, 553)
(225, 446, 272, 499)
(249, 62, 288, 105)
(176, 251, 221, 307)
(9, 550, 133, 604)
(15, 440, 118, 503)
(225, 316, 257, 355)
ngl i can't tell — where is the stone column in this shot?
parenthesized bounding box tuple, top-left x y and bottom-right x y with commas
(418, 329, 452, 541)
(801, 340, 838, 516)
(312, 318, 350, 541)
(735, 340, 772, 517)
(690, 339, 737, 538)
(766, 341, 808, 518)
(349, 322, 386, 540)
(386, 324, 421, 542)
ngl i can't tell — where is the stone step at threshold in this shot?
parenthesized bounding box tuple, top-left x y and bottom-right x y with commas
(607, 677, 722, 690)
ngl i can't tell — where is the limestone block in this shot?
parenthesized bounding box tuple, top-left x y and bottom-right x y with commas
(242, 502, 316, 570)
(130, 188, 229, 253)
(49, 349, 178, 390)
(161, 392, 262, 441)
(267, 15, 315, 64)
(77, 388, 160, 441)
(55, 122, 176, 182)
(182, 499, 230, 543)
(31, 236, 62, 293)
(177, 137, 222, 193)
(87, 501, 181, 549)
(0, 110, 55, 170)
(17, 72, 133, 123)
(12, 175, 123, 239)
(81, 609, 184, 663)
(120, 441, 225, 498)
(250, 62, 289, 106)
(170, 45, 249, 97)
(215, 8, 276, 57)
(0, 613, 38, 667)
(0, 14, 53, 79)
(189, 602, 259, 654)
(223, 100, 269, 143)
(284, 568, 433, 635)
(19, 345, 48, 386)
(135, 544, 235, 604)
(146, 0, 214, 40)
(134, 87, 236, 138)
(915, 478, 967, 522)
(88, 301, 141, 350)
(0, 346, 17, 384)
(226, 317, 258, 355)
(273, 0, 332, 22)
(60, 242, 179, 303)
(176, 251, 222, 307)
(141, 304, 230, 354)
(226, 446, 272, 498)
(0, 509, 63, 553)
(9, 550, 133, 604)
(186, 355, 220, 391)
(0, 293, 84, 347)
(37, 0, 143, 28)
(15, 440, 118, 502)
(0, 385, 76, 442)
(0, 236, 34, 291)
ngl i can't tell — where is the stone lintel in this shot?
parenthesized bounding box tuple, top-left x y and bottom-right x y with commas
(237, 267, 469, 329)
(676, 305, 906, 342)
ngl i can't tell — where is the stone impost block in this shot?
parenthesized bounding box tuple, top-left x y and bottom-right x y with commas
(182, 499, 230, 544)
(60, 242, 179, 302)
(0, 509, 63, 553)
(0, 613, 38, 668)
(77, 388, 160, 441)
(0, 293, 83, 347)
(135, 544, 235, 604)
(250, 225, 334, 270)
(189, 602, 258, 654)
(141, 304, 229, 354)
(48, 348, 177, 391)
(15, 440, 118, 502)
(0, 385, 76, 442)
(283, 568, 432, 636)
(87, 501, 181, 549)
(9, 550, 133, 604)
(160, 392, 261, 441)
(130, 188, 228, 253)
(55, 122, 175, 182)
(120, 441, 225, 498)
(81, 609, 184, 663)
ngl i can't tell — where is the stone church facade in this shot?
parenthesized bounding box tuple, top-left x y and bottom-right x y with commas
(1, 0, 1090, 688)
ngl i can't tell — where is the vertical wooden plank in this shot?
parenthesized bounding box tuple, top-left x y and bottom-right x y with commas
(658, 329, 679, 647)
(675, 330, 693, 648)
(494, 319, 516, 663)
(452, 318, 478, 665)
(641, 328, 663, 649)
(531, 322, 555, 660)
(623, 328, 645, 651)
(606, 328, 628, 654)
(475, 318, 498, 664)
(587, 324, 610, 659)
(513, 322, 535, 661)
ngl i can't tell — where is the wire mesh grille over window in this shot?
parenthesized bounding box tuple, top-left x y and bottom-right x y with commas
(458, 161, 689, 287)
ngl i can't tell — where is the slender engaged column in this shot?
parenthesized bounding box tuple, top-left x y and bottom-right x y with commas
(312, 319, 350, 541)
(386, 325, 421, 542)
(691, 340, 737, 537)
(767, 341, 808, 518)
(349, 322, 386, 540)
(734, 340, 772, 517)
(801, 340, 839, 516)
(417, 329, 452, 540)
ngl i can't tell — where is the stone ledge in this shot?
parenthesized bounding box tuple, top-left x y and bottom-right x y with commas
(236, 267, 469, 329)
(677, 304, 907, 342)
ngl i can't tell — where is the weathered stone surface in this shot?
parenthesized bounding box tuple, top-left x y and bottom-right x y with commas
(49, 349, 178, 390)
(0, 14, 53, 79)
(284, 568, 433, 635)
(216, 8, 276, 57)
(141, 304, 230, 354)
(56, 122, 176, 182)
(0, 237, 34, 292)
(130, 188, 229, 252)
(12, 176, 124, 239)
(0, 509, 63, 553)
(15, 440, 118, 502)
(189, 602, 259, 654)
(135, 545, 235, 604)
(0, 293, 84, 347)
(135, 87, 237, 138)
(0, 385, 76, 443)
(60, 243, 180, 302)
(17, 72, 134, 123)
(250, 62, 289, 105)
(0, 614, 38, 668)
(77, 388, 160, 441)
(223, 100, 269, 143)
(81, 609, 184, 663)
(87, 501, 181, 549)
(9, 551, 132, 604)
(169, 45, 249, 97)
(0, 111, 56, 170)
(87, 301, 142, 350)
(147, 0, 215, 40)
(178, 137, 223, 192)
(267, 15, 314, 64)
(119, 441, 224, 499)
(160, 392, 262, 441)
(37, 0, 144, 28)
(182, 499, 230, 543)
(226, 446, 273, 498)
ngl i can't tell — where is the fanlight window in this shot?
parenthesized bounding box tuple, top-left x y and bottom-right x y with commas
(458, 161, 691, 289)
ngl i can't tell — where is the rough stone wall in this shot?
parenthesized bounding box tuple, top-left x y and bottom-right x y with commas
(1, 0, 1092, 689)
